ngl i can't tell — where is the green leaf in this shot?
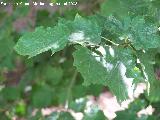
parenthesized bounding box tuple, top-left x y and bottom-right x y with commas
(138, 49, 160, 102)
(130, 17, 160, 50)
(46, 112, 74, 120)
(104, 16, 160, 50)
(31, 85, 53, 108)
(15, 101, 26, 116)
(115, 111, 136, 120)
(68, 14, 102, 45)
(73, 46, 136, 101)
(73, 46, 108, 86)
(15, 14, 102, 58)
(14, 24, 70, 58)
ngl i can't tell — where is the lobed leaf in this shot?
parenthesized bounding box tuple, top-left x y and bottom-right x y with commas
(138, 49, 160, 102)
(15, 14, 102, 58)
(73, 46, 136, 101)
(14, 24, 70, 58)
(105, 16, 160, 50)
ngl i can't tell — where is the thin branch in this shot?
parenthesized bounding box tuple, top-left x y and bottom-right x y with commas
(101, 36, 119, 46)
(65, 70, 78, 109)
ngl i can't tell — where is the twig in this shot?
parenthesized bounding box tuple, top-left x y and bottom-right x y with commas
(65, 70, 78, 109)
(101, 36, 119, 46)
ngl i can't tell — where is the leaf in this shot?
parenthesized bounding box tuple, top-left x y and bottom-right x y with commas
(130, 17, 160, 50)
(138, 49, 160, 102)
(61, 14, 102, 45)
(46, 112, 74, 120)
(31, 85, 53, 108)
(14, 24, 70, 58)
(73, 46, 108, 86)
(15, 14, 102, 58)
(15, 101, 26, 116)
(104, 16, 160, 50)
(88, 15, 106, 29)
(73, 46, 136, 101)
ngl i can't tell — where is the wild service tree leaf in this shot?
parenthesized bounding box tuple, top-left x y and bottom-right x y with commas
(60, 14, 102, 45)
(73, 46, 136, 101)
(138, 49, 160, 102)
(104, 46, 138, 100)
(73, 46, 108, 85)
(104, 16, 160, 50)
(15, 14, 102, 58)
(73, 14, 101, 44)
(14, 24, 70, 58)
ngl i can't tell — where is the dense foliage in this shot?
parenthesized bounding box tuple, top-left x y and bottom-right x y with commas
(1, 0, 160, 119)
